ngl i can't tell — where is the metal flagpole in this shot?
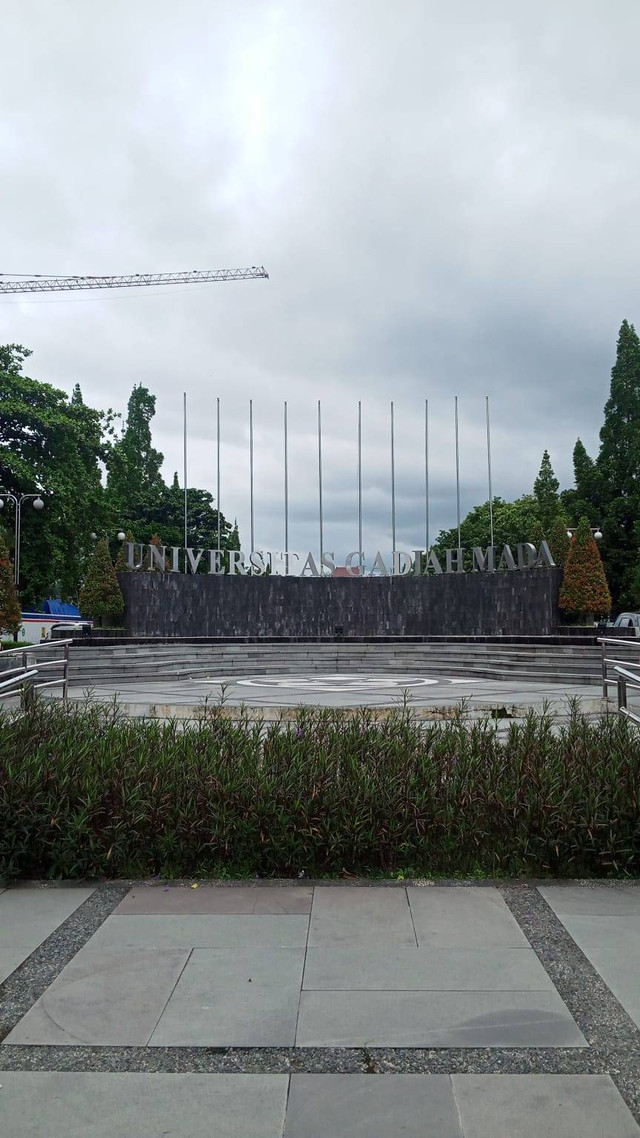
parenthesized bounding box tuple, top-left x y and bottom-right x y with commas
(454, 395, 461, 548)
(318, 400, 324, 563)
(425, 398, 429, 552)
(357, 401, 363, 559)
(391, 401, 396, 551)
(183, 392, 188, 549)
(486, 395, 494, 548)
(249, 398, 255, 552)
(284, 401, 289, 560)
(216, 397, 221, 553)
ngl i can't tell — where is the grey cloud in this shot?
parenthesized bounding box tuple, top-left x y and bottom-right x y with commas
(1, 0, 638, 560)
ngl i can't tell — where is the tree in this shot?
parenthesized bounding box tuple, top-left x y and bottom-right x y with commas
(79, 539, 124, 621)
(145, 532, 168, 571)
(1, 350, 110, 607)
(559, 517, 611, 621)
(114, 531, 135, 573)
(71, 383, 84, 405)
(0, 534, 21, 637)
(105, 385, 164, 525)
(547, 517, 571, 568)
(434, 495, 543, 557)
(0, 344, 32, 375)
(533, 450, 560, 533)
(595, 319, 640, 609)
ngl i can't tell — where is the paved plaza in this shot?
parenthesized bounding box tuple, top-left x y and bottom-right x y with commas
(1, 881, 639, 1134)
(64, 673, 606, 719)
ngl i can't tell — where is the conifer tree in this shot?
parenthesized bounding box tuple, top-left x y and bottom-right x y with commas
(548, 516, 571, 568)
(0, 534, 21, 637)
(559, 517, 611, 621)
(596, 319, 640, 607)
(79, 538, 124, 620)
(533, 450, 560, 533)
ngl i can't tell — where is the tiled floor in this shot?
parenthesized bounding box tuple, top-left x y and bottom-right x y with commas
(6, 886, 585, 1048)
(0, 887, 94, 984)
(540, 885, 640, 1028)
(1, 882, 639, 1135)
(0, 1071, 638, 1137)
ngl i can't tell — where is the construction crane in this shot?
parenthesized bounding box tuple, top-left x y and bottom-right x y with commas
(0, 266, 269, 295)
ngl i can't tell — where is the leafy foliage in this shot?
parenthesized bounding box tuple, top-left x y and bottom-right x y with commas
(0, 534, 21, 636)
(0, 350, 110, 607)
(1, 700, 638, 880)
(547, 517, 571, 568)
(434, 495, 543, 555)
(533, 450, 560, 533)
(560, 517, 611, 619)
(79, 539, 124, 619)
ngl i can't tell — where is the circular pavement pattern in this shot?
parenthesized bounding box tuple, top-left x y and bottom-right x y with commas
(232, 674, 483, 694)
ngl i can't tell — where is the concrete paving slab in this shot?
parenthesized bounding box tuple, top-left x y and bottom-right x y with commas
(0, 887, 94, 985)
(295, 990, 586, 1047)
(539, 884, 640, 916)
(308, 886, 416, 947)
(87, 913, 310, 949)
(0, 1072, 289, 1137)
(5, 949, 189, 1045)
(451, 1074, 640, 1137)
(543, 913, 640, 1027)
(408, 886, 530, 948)
(115, 885, 313, 915)
(150, 947, 305, 1046)
(302, 945, 555, 991)
(284, 1074, 462, 1137)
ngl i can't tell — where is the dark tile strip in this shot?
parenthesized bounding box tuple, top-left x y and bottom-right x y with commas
(0, 886, 129, 1042)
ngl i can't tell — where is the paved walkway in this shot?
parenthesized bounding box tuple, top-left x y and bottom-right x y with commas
(65, 674, 605, 718)
(1, 882, 639, 1135)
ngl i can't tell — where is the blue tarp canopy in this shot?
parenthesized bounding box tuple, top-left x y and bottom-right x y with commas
(39, 600, 81, 617)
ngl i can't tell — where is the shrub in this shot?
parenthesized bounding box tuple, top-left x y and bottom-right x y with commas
(1, 701, 638, 880)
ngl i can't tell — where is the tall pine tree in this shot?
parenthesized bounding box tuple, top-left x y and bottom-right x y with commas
(533, 450, 560, 534)
(0, 534, 21, 637)
(596, 319, 640, 609)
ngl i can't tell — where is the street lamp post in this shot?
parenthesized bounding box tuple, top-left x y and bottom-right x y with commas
(0, 489, 48, 587)
(567, 526, 603, 541)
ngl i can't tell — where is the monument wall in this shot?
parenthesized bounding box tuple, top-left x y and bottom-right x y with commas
(119, 568, 562, 638)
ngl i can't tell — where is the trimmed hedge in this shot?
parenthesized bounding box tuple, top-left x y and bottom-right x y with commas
(1, 700, 639, 880)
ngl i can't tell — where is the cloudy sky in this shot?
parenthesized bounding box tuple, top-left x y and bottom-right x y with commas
(2, 0, 639, 562)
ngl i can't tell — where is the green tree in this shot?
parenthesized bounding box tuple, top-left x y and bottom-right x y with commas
(0, 349, 110, 607)
(595, 319, 640, 608)
(533, 450, 560, 533)
(0, 534, 21, 636)
(559, 517, 611, 621)
(0, 344, 32, 375)
(79, 539, 124, 621)
(547, 516, 571, 568)
(105, 385, 164, 526)
(434, 495, 543, 556)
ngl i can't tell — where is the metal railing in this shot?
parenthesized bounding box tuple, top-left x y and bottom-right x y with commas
(599, 636, 640, 723)
(0, 639, 71, 702)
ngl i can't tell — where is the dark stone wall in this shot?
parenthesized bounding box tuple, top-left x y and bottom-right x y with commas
(119, 569, 562, 638)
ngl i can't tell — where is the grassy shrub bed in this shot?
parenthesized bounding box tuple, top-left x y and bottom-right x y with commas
(1, 699, 639, 880)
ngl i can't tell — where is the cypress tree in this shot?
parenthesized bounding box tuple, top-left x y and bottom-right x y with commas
(79, 538, 124, 621)
(559, 517, 611, 621)
(0, 534, 21, 637)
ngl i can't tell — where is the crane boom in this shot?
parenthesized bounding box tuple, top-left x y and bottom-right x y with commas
(0, 266, 269, 295)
